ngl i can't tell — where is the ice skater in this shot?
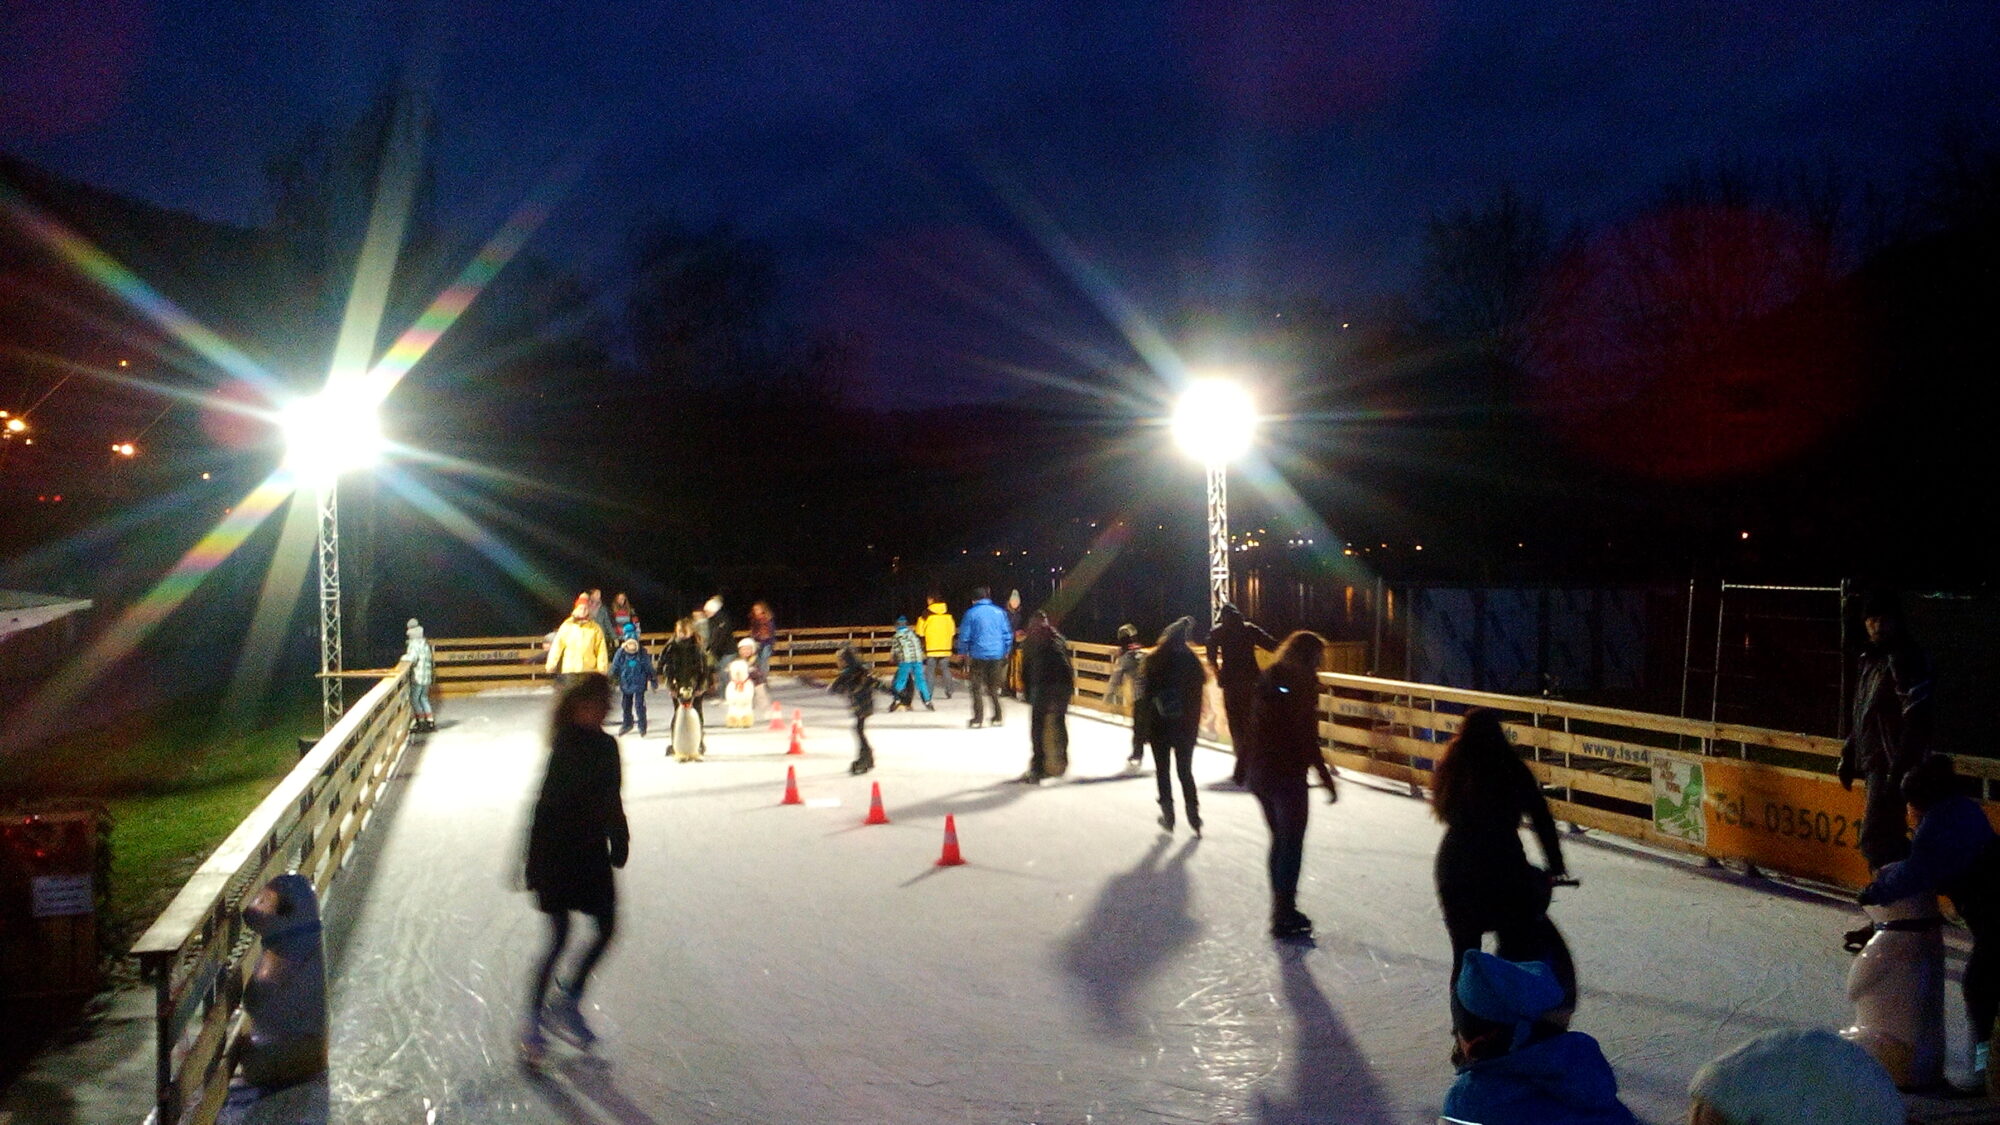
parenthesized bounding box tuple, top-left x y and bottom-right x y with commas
(658, 616, 709, 761)
(609, 625, 655, 737)
(1431, 708, 1575, 1039)
(1137, 617, 1207, 834)
(1856, 754, 2000, 1088)
(1104, 623, 1145, 767)
(917, 595, 955, 699)
(1244, 630, 1339, 939)
(1207, 602, 1278, 786)
(956, 587, 1013, 728)
(887, 615, 933, 711)
(403, 618, 436, 733)
(1017, 611, 1074, 783)
(829, 644, 894, 774)
(521, 674, 628, 1064)
(1443, 951, 1636, 1125)
(1839, 588, 1935, 949)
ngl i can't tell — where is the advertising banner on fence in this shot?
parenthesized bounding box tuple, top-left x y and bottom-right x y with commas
(1651, 755, 1707, 848)
(1699, 758, 1872, 888)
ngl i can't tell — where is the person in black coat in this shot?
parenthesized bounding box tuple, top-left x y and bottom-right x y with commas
(521, 673, 629, 1063)
(1138, 616, 1208, 834)
(829, 644, 895, 774)
(1431, 708, 1573, 1037)
(1245, 630, 1339, 938)
(1017, 611, 1076, 783)
(1207, 603, 1279, 786)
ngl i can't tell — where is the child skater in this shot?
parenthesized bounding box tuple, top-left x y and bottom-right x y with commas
(609, 625, 655, 737)
(888, 615, 933, 711)
(1104, 623, 1144, 767)
(521, 673, 627, 1064)
(830, 644, 895, 775)
(404, 618, 436, 733)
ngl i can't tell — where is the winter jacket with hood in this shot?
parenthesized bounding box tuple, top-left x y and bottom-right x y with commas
(1866, 793, 2000, 929)
(1019, 623, 1075, 705)
(917, 601, 956, 657)
(547, 616, 609, 675)
(1443, 1031, 1636, 1125)
(611, 640, 655, 696)
(956, 598, 1013, 661)
(892, 624, 924, 664)
(1136, 618, 1206, 743)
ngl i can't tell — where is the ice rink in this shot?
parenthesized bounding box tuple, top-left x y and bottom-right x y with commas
(319, 677, 1914, 1124)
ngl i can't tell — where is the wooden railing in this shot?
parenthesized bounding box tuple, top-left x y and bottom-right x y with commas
(430, 625, 903, 695)
(130, 664, 414, 1125)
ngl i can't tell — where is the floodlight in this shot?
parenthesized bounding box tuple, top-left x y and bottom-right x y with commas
(1171, 377, 1257, 465)
(280, 385, 384, 485)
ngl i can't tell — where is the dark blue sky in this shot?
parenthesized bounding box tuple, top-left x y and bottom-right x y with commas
(5, 0, 1997, 402)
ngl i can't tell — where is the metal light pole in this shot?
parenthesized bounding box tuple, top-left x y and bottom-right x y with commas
(1205, 461, 1230, 628)
(1173, 376, 1257, 629)
(315, 482, 344, 732)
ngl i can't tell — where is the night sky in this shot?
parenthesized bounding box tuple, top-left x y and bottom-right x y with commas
(5, 0, 1998, 403)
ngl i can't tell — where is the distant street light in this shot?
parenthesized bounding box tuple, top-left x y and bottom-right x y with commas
(280, 384, 387, 731)
(1171, 377, 1258, 627)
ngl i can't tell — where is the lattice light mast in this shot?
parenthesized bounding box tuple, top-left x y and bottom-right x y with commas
(281, 390, 385, 732)
(1171, 377, 1258, 628)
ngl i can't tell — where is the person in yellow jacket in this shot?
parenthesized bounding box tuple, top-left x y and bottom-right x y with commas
(916, 596, 957, 700)
(546, 594, 609, 690)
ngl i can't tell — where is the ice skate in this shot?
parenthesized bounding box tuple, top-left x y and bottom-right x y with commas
(544, 985, 597, 1049)
(518, 1024, 548, 1067)
(924, 700, 935, 711)
(1188, 811, 1203, 837)
(617, 723, 633, 736)
(1271, 908, 1313, 939)
(849, 756, 874, 775)
(967, 719, 983, 729)
(1157, 803, 1175, 833)
(1012, 771, 1042, 785)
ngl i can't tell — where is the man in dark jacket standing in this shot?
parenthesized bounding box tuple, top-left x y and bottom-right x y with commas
(1207, 603, 1280, 786)
(1018, 611, 1075, 783)
(1840, 590, 1935, 871)
(956, 587, 1014, 729)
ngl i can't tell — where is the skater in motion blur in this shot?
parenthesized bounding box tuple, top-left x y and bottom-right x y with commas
(1432, 708, 1575, 1037)
(1840, 588, 1935, 949)
(403, 618, 436, 733)
(1137, 617, 1207, 834)
(1244, 630, 1339, 938)
(830, 644, 894, 774)
(1856, 754, 2000, 1086)
(1017, 611, 1074, 783)
(1207, 602, 1278, 785)
(521, 673, 628, 1064)
(1104, 623, 1146, 767)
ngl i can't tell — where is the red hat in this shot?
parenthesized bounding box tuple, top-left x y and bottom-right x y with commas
(572, 594, 591, 615)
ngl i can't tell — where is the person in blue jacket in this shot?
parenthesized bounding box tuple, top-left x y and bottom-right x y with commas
(1858, 753, 2000, 1076)
(1443, 950, 1636, 1125)
(955, 586, 1013, 729)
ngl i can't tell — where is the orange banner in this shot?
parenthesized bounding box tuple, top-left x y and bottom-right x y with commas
(1701, 758, 1873, 888)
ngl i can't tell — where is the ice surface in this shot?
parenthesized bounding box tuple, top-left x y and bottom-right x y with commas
(319, 680, 1919, 1124)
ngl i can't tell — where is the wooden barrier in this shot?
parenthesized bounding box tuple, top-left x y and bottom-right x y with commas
(431, 626, 900, 696)
(130, 664, 415, 1125)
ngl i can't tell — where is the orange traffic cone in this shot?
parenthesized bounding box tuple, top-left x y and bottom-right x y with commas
(781, 766, 803, 806)
(863, 782, 890, 826)
(936, 814, 965, 866)
(786, 724, 804, 756)
(768, 702, 786, 731)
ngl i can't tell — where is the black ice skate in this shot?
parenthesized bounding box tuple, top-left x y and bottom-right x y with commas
(544, 985, 597, 1048)
(849, 756, 874, 775)
(1270, 909, 1313, 939)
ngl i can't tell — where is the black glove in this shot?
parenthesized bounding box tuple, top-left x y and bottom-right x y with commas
(1838, 754, 1856, 792)
(1856, 884, 1880, 907)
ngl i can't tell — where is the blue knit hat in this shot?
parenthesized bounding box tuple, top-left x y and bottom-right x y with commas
(1457, 951, 1563, 1049)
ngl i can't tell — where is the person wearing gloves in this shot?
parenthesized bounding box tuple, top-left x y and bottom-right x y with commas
(1244, 630, 1339, 939)
(1687, 1028, 1904, 1125)
(1857, 754, 2000, 1085)
(546, 594, 609, 691)
(1442, 951, 1635, 1125)
(917, 596, 956, 699)
(608, 625, 656, 737)
(403, 618, 436, 733)
(521, 674, 628, 1064)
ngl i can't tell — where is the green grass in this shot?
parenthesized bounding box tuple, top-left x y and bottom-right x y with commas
(1, 689, 314, 948)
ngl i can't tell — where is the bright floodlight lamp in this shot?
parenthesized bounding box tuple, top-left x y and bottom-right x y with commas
(1170, 376, 1258, 628)
(280, 386, 385, 486)
(1172, 377, 1257, 466)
